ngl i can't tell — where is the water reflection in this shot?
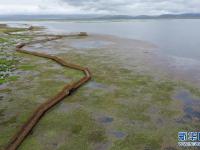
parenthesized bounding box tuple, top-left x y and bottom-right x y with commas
(174, 90, 200, 122)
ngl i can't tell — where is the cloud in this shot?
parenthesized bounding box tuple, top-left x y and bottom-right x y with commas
(60, 0, 200, 15)
(0, 0, 80, 15)
(0, 0, 200, 15)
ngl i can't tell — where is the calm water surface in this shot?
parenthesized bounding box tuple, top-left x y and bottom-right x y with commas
(2, 19, 200, 60)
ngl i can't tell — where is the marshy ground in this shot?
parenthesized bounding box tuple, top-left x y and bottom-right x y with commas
(0, 24, 200, 150)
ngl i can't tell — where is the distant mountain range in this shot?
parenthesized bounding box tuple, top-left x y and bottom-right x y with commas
(0, 13, 200, 21)
(97, 13, 200, 19)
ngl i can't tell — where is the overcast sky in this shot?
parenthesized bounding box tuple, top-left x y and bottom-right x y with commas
(0, 0, 200, 15)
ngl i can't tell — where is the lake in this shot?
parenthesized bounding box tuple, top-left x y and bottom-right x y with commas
(2, 19, 200, 60)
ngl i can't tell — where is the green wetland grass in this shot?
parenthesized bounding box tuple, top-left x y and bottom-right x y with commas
(0, 25, 200, 150)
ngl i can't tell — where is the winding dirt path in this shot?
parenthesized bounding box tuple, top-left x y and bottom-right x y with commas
(5, 34, 91, 150)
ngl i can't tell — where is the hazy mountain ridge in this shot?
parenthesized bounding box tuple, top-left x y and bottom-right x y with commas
(97, 13, 200, 19)
(0, 13, 200, 21)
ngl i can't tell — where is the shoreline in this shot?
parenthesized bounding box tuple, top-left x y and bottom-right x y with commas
(2, 21, 200, 87)
(1, 23, 200, 150)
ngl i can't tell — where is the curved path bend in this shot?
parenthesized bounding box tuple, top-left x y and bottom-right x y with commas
(5, 34, 91, 150)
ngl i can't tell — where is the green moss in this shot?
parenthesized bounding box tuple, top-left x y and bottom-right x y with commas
(0, 59, 14, 67)
(63, 69, 83, 80)
(88, 129, 107, 143)
(17, 111, 35, 125)
(112, 132, 162, 150)
(181, 83, 200, 97)
(0, 127, 17, 149)
(117, 102, 150, 121)
(0, 116, 17, 126)
(71, 124, 82, 134)
(8, 76, 19, 81)
(0, 58, 16, 83)
(20, 109, 107, 150)
(0, 78, 6, 84)
(150, 81, 175, 105)
(18, 65, 36, 71)
(0, 88, 11, 93)
(0, 38, 8, 43)
(0, 26, 46, 148)
(34, 80, 66, 100)
(159, 109, 180, 118)
(0, 109, 4, 118)
(20, 137, 43, 150)
(0, 27, 26, 33)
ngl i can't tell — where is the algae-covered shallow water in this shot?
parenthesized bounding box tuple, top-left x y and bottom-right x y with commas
(0, 24, 200, 150)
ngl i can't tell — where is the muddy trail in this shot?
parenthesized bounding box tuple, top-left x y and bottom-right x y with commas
(4, 33, 91, 150)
